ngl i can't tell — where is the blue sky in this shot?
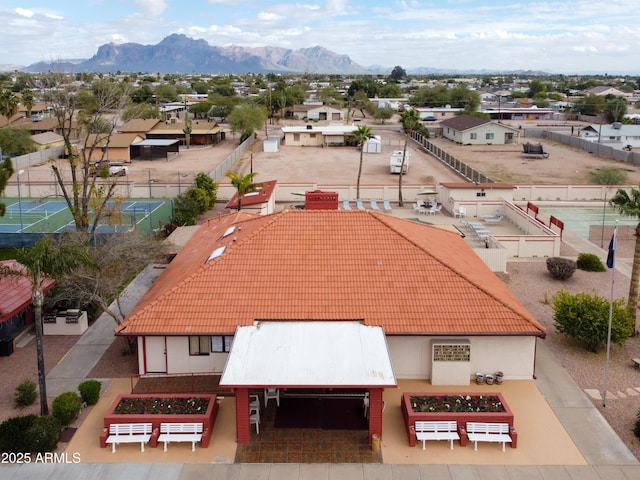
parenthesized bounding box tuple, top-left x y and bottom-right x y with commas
(2, 0, 640, 73)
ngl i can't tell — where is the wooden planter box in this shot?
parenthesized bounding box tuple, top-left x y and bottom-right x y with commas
(401, 392, 517, 448)
(99, 393, 218, 449)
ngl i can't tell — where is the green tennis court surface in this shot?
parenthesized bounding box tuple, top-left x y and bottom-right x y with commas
(0, 198, 173, 235)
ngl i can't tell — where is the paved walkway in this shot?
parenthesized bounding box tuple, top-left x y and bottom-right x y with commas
(3, 210, 640, 479)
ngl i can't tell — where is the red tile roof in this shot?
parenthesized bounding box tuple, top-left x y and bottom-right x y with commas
(0, 260, 56, 322)
(224, 179, 277, 210)
(117, 210, 545, 337)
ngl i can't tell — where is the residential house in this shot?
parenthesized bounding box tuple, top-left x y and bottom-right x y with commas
(289, 104, 344, 121)
(439, 114, 520, 145)
(146, 120, 224, 146)
(580, 123, 640, 149)
(414, 106, 463, 121)
(118, 119, 164, 138)
(116, 210, 545, 443)
(585, 86, 630, 97)
(30, 132, 64, 151)
(85, 133, 145, 163)
(482, 107, 556, 121)
(281, 124, 358, 147)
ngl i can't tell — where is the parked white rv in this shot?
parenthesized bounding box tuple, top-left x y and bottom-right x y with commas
(389, 150, 410, 174)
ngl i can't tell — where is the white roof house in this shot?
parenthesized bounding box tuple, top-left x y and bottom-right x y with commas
(580, 123, 640, 148)
(281, 124, 359, 147)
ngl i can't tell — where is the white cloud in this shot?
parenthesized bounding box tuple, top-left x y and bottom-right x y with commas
(258, 11, 283, 21)
(136, 0, 167, 17)
(15, 8, 35, 18)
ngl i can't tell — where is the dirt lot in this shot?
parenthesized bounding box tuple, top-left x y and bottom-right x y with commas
(20, 118, 640, 190)
(152, 119, 640, 187)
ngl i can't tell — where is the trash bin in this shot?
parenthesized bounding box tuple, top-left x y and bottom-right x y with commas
(371, 434, 380, 452)
(0, 338, 14, 357)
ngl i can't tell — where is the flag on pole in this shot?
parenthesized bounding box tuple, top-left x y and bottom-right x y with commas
(606, 226, 617, 269)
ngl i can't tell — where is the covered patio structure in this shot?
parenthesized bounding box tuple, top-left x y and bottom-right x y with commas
(130, 139, 180, 160)
(220, 321, 397, 445)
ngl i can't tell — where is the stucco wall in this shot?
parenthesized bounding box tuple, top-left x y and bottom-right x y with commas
(386, 335, 537, 383)
(139, 334, 538, 382)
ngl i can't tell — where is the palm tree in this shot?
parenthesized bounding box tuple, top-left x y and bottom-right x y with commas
(0, 89, 19, 120)
(610, 186, 640, 330)
(21, 90, 35, 119)
(0, 237, 88, 415)
(352, 125, 374, 200)
(398, 109, 422, 207)
(226, 171, 259, 211)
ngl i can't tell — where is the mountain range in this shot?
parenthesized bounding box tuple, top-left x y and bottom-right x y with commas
(21, 34, 372, 75)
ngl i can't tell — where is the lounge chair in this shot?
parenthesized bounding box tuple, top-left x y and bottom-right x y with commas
(480, 209, 501, 219)
(342, 200, 351, 210)
(370, 199, 380, 211)
(383, 200, 393, 212)
(484, 214, 505, 224)
(356, 199, 366, 210)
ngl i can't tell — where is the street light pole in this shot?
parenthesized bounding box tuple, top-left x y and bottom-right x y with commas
(17, 169, 24, 244)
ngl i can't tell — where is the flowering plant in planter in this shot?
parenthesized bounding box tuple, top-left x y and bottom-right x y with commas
(113, 396, 209, 415)
(409, 394, 505, 413)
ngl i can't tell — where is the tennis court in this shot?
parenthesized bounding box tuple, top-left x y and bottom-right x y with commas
(540, 206, 637, 239)
(0, 198, 173, 235)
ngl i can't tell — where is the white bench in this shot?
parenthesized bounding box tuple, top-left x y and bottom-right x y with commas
(415, 421, 460, 450)
(157, 422, 204, 452)
(466, 422, 513, 451)
(104, 423, 153, 453)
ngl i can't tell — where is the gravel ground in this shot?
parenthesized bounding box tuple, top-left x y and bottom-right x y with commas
(498, 235, 640, 461)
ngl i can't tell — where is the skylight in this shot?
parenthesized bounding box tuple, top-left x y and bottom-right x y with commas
(222, 226, 236, 237)
(207, 246, 226, 262)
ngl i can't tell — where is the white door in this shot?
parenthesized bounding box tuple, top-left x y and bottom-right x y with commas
(145, 336, 167, 373)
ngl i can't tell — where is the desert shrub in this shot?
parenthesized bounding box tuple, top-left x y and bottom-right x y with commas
(546, 257, 577, 280)
(14, 380, 37, 407)
(52, 392, 81, 426)
(0, 415, 61, 453)
(552, 290, 634, 352)
(27, 416, 61, 453)
(589, 166, 629, 185)
(78, 380, 101, 406)
(634, 408, 640, 439)
(172, 187, 210, 226)
(576, 252, 606, 272)
(0, 415, 37, 452)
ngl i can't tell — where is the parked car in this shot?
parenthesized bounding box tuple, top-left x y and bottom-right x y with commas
(90, 161, 129, 177)
(423, 116, 438, 122)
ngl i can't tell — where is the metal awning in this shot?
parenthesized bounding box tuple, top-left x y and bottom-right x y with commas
(220, 321, 397, 389)
(132, 139, 180, 146)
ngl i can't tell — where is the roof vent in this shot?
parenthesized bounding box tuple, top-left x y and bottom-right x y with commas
(306, 124, 313, 129)
(612, 122, 622, 129)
